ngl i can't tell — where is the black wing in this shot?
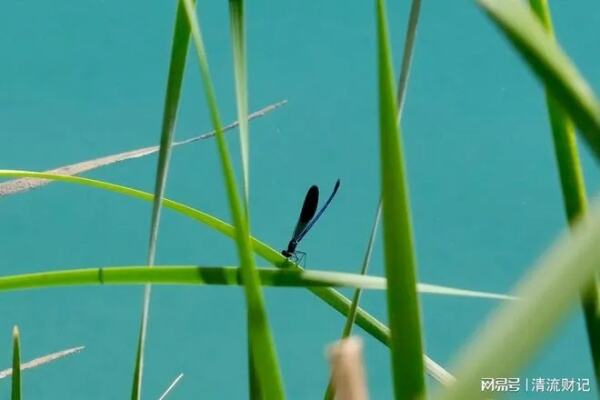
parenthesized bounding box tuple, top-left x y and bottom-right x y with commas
(291, 185, 319, 240)
(292, 179, 340, 245)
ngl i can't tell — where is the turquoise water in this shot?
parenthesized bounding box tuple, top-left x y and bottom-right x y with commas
(1, 0, 600, 398)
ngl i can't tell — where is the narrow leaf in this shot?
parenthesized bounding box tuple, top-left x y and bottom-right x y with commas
(377, 0, 426, 398)
(132, 0, 193, 397)
(180, 1, 284, 397)
(227, 1, 256, 395)
(396, 0, 422, 119)
(327, 2, 424, 394)
(0, 265, 513, 300)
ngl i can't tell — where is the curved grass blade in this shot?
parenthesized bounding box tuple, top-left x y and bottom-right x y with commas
(0, 101, 286, 198)
(0, 169, 454, 383)
(0, 346, 84, 379)
(434, 196, 600, 400)
(132, 0, 194, 398)
(11, 326, 21, 400)
(158, 373, 184, 400)
(180, 1, 284, 397)
(377, 0, 426, 398)
(0, 265, 512, 299)
(477, 0, 600, 160)
(527, 0, 600, 384)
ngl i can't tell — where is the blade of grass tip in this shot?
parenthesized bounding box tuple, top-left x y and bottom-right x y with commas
(336, 10, 423, 391)
(227, 1, 257, 395)
(180, 1, 284, 398)
(0, 346, 84, 379)
(330, 2, 425, 396)
(0, 170, 455, 384)
(377, 0, 426, 398)
(477, 0, 600, 161)
(434, 196, 600, 400)
(416, 283, 516, 301)
(396, 0, 422, 120)
(528, 0, 600, 384)
(11, 327, 21, 400)
(323, 203, 381, 400)
(373, 2, 435, 391)
(0, 100, 287, 197)
(157, 373, 184, 400)
(132, 0, 193, 398)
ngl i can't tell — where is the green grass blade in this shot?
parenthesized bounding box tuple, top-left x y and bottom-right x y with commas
(528, 0, 600, 384)
(341, 205, 382, 337)
(396, 0, 421, 119)
(0, 266, 513, 298)
(0, 346, 84, 379)
(226, 1, 257, 395)
(131, 1, 193, 398)
(477, 0, 600, 161)
(0, 101, 285, 198)
(11, 326, 21, 400)
(0, 169, 455, 382)
(377, 0, 426, 398)
(435, 197, 600, 400)
(354, 0, 425, 390)
(228, 0, 250, 205)
(180, 1, 284, 397)
(311, 282, 454, 385)
(323, 204, 381, 400)
(145, 0, 192, 269)
(0, 266, 382, 291)
(326, 3, 425, 394)
(322, 3, 423, 397)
